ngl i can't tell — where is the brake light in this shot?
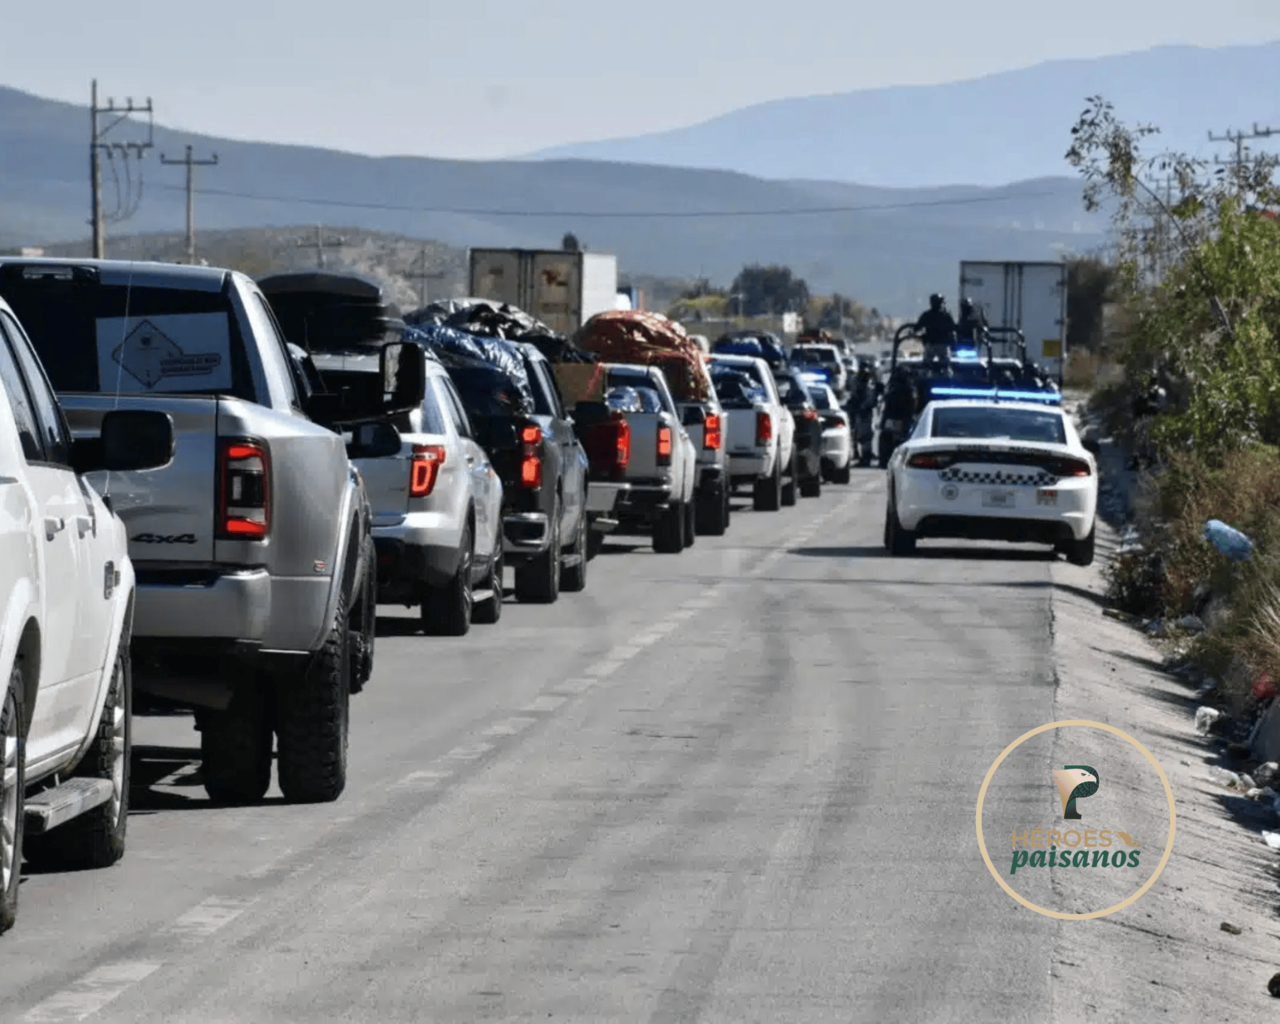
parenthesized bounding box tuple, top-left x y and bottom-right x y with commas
(703, 413, 721, 450)
(217, 439, 269, 540)
(615, 419, 631, 469)
(410, 444, 445, 497)
(907, 453, 947, 469)
(1052, 457, 1092, 477)
(801, 408, 818, 422)
(520, 422, 543, 489)
(657, 424, 673, 467)
(756, 411, 772, 445)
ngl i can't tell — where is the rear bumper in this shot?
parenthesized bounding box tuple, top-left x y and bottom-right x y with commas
(373, 536, 459, 599)
(727, 449, 774, 482)
(504, 512, 551, 554)
(586, 481, 630, 515)
(617, 483, 673, 519)
(911, 514, 1079, 546)
(896, 468, 1096, 542)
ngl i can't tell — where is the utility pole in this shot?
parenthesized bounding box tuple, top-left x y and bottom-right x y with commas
(89, 80, 154, 259)
(159, 145, 218, 263)
(1208, 123, 1279, 169)
(405, 246, 447, 306)
(297, 225, 344, 269)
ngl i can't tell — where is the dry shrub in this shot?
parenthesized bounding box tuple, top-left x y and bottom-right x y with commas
(1063, 350, 1104, 390)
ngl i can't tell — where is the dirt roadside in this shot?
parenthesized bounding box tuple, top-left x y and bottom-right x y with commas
(1046, 440, 1280, 1020)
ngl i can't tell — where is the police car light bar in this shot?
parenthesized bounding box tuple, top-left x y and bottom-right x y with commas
(799, 371, 827, 383)
(930, 386, 1063, 405)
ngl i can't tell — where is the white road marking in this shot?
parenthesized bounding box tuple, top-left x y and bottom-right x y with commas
(391, 769, 452, 788)
(549, 678, 595, 695)
(482, 716, 538, 738)
(520, 694, 567, 713)
(21, 962, 163, 1023)
(610, 645, 642, 661)
(162, 896, 255, 939)
(151, 764, 198, 788)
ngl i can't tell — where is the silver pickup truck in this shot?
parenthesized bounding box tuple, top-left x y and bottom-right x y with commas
(597, 364, 698, 553)
(0, 259, 425, 807)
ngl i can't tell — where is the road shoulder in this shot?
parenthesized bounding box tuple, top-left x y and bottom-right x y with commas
(1048, 517, 1280, 1021)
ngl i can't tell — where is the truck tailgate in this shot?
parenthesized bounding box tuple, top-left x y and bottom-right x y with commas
(619, 412, 670, 481)
(723, 407, 766, 455)
(62, 395, 219, 563)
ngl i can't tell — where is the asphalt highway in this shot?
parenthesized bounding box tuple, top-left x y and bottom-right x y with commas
(4, 468, 1063, 1023)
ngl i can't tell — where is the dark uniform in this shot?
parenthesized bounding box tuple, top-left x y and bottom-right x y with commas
(915, 294, 957, 362)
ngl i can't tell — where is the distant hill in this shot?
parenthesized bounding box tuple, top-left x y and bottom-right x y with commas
(525, 42, 1280, 188)
(0, 85, 1109, 316)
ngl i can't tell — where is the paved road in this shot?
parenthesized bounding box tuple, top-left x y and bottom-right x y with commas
(4, 470, 1064, 1023)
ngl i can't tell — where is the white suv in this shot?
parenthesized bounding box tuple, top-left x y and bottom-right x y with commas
(0, 298, 173, 935)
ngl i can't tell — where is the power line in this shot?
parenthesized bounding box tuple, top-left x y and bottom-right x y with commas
(404, 246, 448, 306)
(159, 145, 219, 264)
(1208, 123, 1279, 167)
(151, 182, 1066, 220)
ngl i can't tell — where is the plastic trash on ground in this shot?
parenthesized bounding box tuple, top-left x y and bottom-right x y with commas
(1204, 519, 1254, 562)
(1196, 706, 1223, 736)
(1207, 764, 1243, 788)
(1263, 830, 1280, 849)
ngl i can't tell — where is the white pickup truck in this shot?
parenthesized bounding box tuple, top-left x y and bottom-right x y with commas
(596, 364, 697, 553)
(0, 297, 175, 935)
(709, 354, 796, 511)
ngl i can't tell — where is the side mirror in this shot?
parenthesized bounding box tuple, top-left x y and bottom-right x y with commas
(380, 341, 427, 417)
(681, 405, 707, 427)
(73, 410, 175, 473)
(348, 420, 402, 458)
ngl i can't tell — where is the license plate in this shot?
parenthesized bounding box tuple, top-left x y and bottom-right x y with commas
(1036, 489, 1058, 506)
(983, 489, 1016, 509)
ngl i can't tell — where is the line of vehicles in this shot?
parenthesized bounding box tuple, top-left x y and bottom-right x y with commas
(0, 258, 872, 935)
(0, 248, 1092, 937)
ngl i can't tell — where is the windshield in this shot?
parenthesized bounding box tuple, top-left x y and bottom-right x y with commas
(807, 387, 834, 410)
(792, 348, 836, 365)
(931, 406, 1067, 444)
(0, 278, 253, 399)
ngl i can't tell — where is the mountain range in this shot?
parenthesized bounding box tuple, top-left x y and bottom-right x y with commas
(526, 43, 1280, 188)
(0, 57, 1139, 315)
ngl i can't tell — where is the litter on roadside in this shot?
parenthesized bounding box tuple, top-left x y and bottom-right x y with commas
(1204, 519, 1254, 562)
(1196, 706, 1223, 736)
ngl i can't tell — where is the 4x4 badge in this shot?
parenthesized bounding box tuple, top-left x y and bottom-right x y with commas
(131, 533, 197, 544)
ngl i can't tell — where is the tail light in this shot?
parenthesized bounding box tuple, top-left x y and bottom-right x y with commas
(217, 439, 269, 539)
(657, 424, 673, 467)
(703, 413, 721, 450)
(907, 452, 949, 469)
(409, 444, 446, 497)
(755, 411, 772, 445)
(1050, 457, 1092, 477)
(520, 422, 543, 489)
(801, 408, 819, 422)
(614, 418, 631, 470)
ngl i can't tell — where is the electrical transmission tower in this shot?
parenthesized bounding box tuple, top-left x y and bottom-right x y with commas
(298, 225, 345, 269)
(160, 145, 218, 264)
(90, 80, 154, 259)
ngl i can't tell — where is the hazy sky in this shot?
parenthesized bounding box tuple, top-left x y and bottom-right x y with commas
(4, 0, 1280, 159)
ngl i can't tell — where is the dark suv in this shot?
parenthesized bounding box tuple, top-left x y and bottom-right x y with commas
(771, 367, 824, 498)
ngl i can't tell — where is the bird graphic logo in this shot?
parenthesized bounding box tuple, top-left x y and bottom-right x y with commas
(1052, 765, 1100, 820)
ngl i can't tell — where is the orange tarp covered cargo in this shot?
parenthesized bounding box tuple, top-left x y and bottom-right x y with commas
(574, 310, 711, 402)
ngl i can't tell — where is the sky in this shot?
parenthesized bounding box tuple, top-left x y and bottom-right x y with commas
(4, 0, 1280, 159)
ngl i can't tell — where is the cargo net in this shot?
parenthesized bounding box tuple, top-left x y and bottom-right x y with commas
(574, 310, 711, 402)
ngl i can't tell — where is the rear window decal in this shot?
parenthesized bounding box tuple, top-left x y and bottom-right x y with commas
(96, 313, 232, 393)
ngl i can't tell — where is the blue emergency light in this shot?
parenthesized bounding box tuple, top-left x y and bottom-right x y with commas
(930, 386, 1063, 405)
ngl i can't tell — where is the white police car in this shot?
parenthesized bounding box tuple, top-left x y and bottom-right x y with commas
(883, 392, 1097, 564)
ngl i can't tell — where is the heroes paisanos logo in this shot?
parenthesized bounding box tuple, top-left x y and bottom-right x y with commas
(1006, 764, 1144, 879)
(975, 720, 1177, 921)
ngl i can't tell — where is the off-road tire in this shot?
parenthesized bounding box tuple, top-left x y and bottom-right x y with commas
(24, 647, 131, 870)
(781, 458, 798, 507)
(472, 538, 504, 625)
(1064, 525, 1096, 567)
(800, 473, 822, 498)
(0, 665, 25, 936)
(653, 500, 685, 553)
(276, 594, 350, 804)
(695, 480, 729, 536)
(682, 497, 696, 547)
(832, 461, 852, 485)
(561, 501, 589, 593)
(753, 460, 782, 512)
(423, 521, 473, 636)
(515, 499, 562, 604)
(349, 564, 376, 694)
(201, 681, 273, 805)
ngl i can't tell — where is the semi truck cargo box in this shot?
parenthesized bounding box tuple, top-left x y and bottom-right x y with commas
(959, 260, 1067, 381)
